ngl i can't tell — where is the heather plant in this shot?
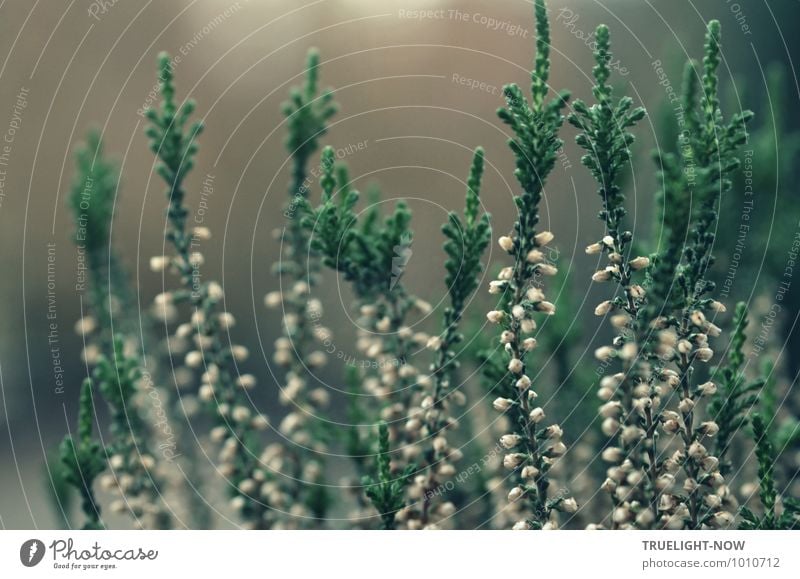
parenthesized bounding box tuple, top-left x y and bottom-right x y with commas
(67, 130, 174, 529)
(145, 52, 273, 528)
(59, 380, 106, 530)
(307, 145, 423, 442)
(410, 147, 491, 528)
(264, 48, 338, 526)
(567, 24, 652, 528)
(91, 337, 171, 528)
(69, 130, 132, 341)
(644, 21, 752, 530)
(739, 413, 800, 529)
(484, 0, 575, 530)
(708, 302, 762, 475)
(361, 421, 415, 530)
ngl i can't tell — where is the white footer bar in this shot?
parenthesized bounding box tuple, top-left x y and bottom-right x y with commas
(1, 531, 796, 577)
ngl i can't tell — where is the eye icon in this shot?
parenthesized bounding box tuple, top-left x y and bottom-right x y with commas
(20, 539, 45, 567)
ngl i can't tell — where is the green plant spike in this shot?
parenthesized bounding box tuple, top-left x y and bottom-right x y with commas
(709, 302, 762, 474)
(144, 52, 204, 269)
(59, 379, 106, 530)
(361, 422, 415, 530)
(69, 130, 133, 338)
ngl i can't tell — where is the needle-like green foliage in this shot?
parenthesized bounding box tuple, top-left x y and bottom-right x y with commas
(417, 147, 491, 525)
(708, 302, 762, 475)
(362, 422, 415, 530)
(283, 49, 338, 208)
(310, 145, 413, 301)
(69, 130, 132, 338)
(69, 130, 118, 254)
(568, 26, 646, 236)
(739, 413, 799, 529)
(496, 0, 569, 272)
(59, 380, 106, 530)
(144, 53, 204, 271)
(651, 21, 752, 314)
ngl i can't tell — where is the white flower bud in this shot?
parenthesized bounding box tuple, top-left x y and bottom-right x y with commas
(526, 249, 544, 263)
(629, 256, 650, 270)
(207, 281, 224, 301)
(594, 300, 614, 316)
(630, 285, 646, 299)
(486, 310, 504, 324)
(522, 337, 537, 351)
(185, 350, 203, 368)
(710, 511, 735, 528)
(192, 226, 212, 240)
(500, 434, 522, 449)
(516, 375, 531, 391)
(601, 417, 620, 436)
(592, 269, 612, 282)
(498, 236, 514, 252)
(560, 497, 578, 513)
(189, 252, 204, 267)
(503, 453, 526, 469)
(698, 421, 719, 437)
(545, 424, 563, 439)
(594, 346, 615, 361)
(252, 414, 270, 430)
(688, 441, 707, 460)
(489, 280, 506, 294)
(493, 397, 514, 412)
(536, 301, 556, 315)
(512, 520, 530, 530)
(150, 255, 169, 272)
(695, 347, 714, 362)
(231, 345, 249, 362)
(508, 358, 524, 374)
(529, 407, 545, 423)
(236, 374, 257, 390)
(426, 336, 443, 351)
(585, 242, 603, 255)
(508, 486, 525, 502)
(537, 263, 558, 276)
(599, 401, 622, 418)
(698, 381, 717, 397)
(534, 231, 554, 246)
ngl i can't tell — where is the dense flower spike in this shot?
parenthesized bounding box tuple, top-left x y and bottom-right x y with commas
(412, 148, 491, 528)
(145, 52, 274, 528)
(647, 21, 751, 530)
(567, 24, 654, 528)
(486, 0, 575, 530)
(68, 131, 174, 529)
(266, 49, 339, 526)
